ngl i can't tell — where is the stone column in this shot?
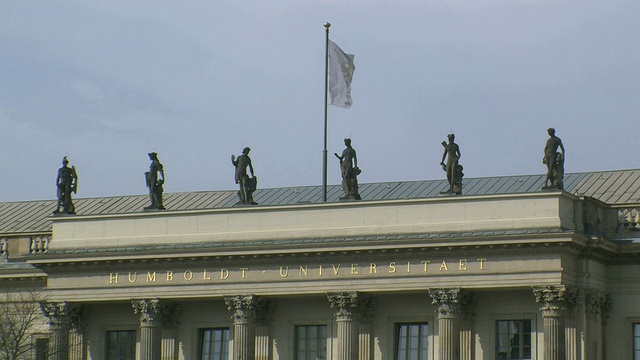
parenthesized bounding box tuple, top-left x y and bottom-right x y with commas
(132, 299, 168, 360)
(533, 286, 574, 360)
(68, 305, 89, 360)
(563, 288, 581, 360)
(459, 319, 473, 360)
(160, 302, 182, 360)
(429, 289, 472, 360)
(584, 290, 610, 360)
(327, 292, 375, 360)
(254, 298, 274, 360)
(40, 302, 74, 360)
(225, 295, 270, 360)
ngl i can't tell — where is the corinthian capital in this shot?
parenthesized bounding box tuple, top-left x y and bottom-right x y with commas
(428, 288, 473, 318)
(585, 289, 611, 315)
(132, 299, 181, 327)
(327, 292, 375, 321)
(40, 302, 73, 328)
(533, 285, 578, 318)
(225, 295, 259, 324)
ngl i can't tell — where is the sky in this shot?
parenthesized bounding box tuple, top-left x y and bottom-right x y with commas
(1, 0, 639, 202)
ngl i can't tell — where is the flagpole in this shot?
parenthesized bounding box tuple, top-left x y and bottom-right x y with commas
(323, 22, 331, 202)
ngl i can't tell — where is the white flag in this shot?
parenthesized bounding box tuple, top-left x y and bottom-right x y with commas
(328, 40, 355, 108)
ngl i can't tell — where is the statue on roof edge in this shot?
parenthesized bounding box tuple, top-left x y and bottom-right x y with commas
(440, 134, 463, 195)
(231, 147, 258, 205)
(53, 156, 78, 215)
(335, 138, 361, 200)
(144, 152, 165, 210)
(542, 128, 565, 190)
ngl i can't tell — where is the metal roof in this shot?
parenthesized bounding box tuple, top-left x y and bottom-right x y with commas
(0, 169, 638, 235)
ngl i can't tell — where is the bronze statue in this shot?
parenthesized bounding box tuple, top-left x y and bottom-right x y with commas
(543, 128, 565, 190)
(144, 152, 165, 210)
(53, 156, 77, 214)
(334, 138, 361, 200)
(231, 147, 257, 205)
(440, 134, 463, 194)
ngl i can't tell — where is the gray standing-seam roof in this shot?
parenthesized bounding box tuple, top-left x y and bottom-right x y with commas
(0, 169, 638, 235)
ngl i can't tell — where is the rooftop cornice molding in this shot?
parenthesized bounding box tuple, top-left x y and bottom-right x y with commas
(47, 190, 576, 224)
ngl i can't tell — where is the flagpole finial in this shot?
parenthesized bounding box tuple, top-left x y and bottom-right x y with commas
(324, 22, 331, 29)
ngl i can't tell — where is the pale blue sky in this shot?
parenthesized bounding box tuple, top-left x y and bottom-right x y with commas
(1, 0, 638, 202)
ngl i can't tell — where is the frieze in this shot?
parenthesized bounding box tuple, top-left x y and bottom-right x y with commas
(107, 258, 488, 286)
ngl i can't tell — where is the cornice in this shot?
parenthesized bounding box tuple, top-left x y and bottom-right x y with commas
(24, 236, 605, 271)
(47, 191, 576, 224)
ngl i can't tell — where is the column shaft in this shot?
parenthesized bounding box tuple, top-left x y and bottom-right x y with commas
(438, 317, 459, 360)
(140, 325, 162, 360)
(233, 323, 256, 360)
(543, 316, 565, 360)
(69, 329, 86, 360)
(358, 323, 372, 360)
(336, 319, 358, 360)
(459, 319, 472, 360)
(255, 325, 271, 360)
(162, 328, 178, 360)
(49, 324, 70, 360)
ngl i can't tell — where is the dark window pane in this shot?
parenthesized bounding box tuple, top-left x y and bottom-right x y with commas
(295, 325, 327, 360)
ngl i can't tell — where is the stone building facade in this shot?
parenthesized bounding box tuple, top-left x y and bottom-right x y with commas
(1, 169, 639, 360)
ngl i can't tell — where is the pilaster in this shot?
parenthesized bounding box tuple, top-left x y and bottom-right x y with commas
(584, 289, 610, 360)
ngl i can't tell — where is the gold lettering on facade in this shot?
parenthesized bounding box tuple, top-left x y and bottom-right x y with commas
(459, 259, 467, 271)
(106, 258, 490, 285)
(351, 264, 359, 275)
(477, 258, 486, 270)
(421, 260, 431, 272)
(221, 269, 229, 280)
(184, 270, 193, 281)
(279, 266, 289, 277)
(439, 261, 449, 271)
(332, 264, 341, 275)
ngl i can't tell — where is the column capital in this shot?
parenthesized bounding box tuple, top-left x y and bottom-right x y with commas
(327, 292, 375, 322)
(584, 289, 611, 315)
(533, 285, 579, 318)
(225, 294, 260, 324)
(132, 299, 181, 327)
(428, 288, 473, 318)
(40, 301, 74, 328)
(68, 304, 89, 333)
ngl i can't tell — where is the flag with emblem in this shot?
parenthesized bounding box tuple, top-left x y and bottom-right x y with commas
(327, 40, 355, 108)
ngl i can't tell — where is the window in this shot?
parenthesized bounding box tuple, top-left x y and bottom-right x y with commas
(200, 328, 230, 360)
(105, 330, 136, 360)
(295, 324, 327, 360)
(496, 320, 532, 360)
(34, 337, 49, 360)
(395, 323, 429, 360)
(634, 323, 640, 359)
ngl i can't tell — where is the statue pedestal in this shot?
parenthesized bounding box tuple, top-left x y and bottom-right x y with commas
(339, 195, 361, 201)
